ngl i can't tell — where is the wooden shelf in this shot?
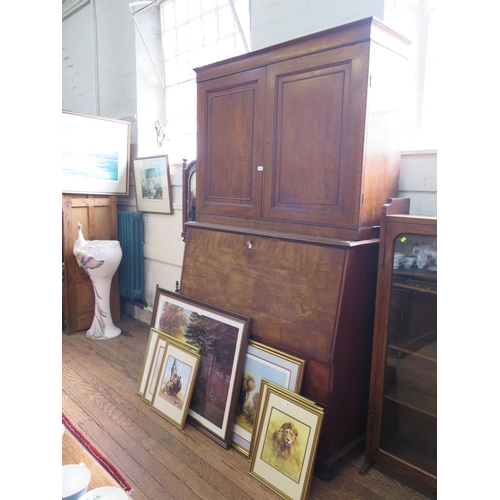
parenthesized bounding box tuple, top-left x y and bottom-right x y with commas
(387, 335, 437, 362)
(379, 432, 437, 478)
(384, 384, 437, 417)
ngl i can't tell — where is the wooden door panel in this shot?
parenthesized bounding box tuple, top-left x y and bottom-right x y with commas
(197, 68, 266, 218)
(263, 46, 367, 227)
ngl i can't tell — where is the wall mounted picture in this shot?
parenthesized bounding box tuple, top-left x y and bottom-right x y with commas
(249, 383, 324, 500)
(151, 287, 251, 448)
(137, 327, 200, 400)
(232, 341, 305, 456)
(62, 110, 131, 195)
(133, 155, 173, 214)
(151, 341, 201, 429)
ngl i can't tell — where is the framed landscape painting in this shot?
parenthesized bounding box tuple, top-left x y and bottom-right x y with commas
(62, 110, 131, 195)
(133, 155, 173, 214)
(232, 341, 305, 456)
(151, 287, 251, 448)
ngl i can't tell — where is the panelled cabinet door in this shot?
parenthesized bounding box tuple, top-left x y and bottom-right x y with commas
(196, 67, 266, 218)
(262, 45, 368, 227)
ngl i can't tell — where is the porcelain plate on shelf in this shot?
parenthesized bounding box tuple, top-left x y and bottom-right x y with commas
(427, 266, 437, 272)
(79, 486, 128, 500)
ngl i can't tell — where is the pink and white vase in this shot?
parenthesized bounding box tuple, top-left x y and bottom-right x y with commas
(73, 222, 122, 340)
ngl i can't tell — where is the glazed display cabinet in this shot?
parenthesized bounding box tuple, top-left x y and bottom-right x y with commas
(361, 198, 437, 492)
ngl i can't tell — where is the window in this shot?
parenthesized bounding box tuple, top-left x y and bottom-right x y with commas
(160, 0, 250, 163)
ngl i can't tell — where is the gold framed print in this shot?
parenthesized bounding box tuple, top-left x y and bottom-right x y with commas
(249, 382, 324, 500)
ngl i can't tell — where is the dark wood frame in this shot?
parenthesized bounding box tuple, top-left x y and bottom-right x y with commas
(361, 198, 437, 492)
(150, 286, 252, 449)
(181, 158, 196, 241)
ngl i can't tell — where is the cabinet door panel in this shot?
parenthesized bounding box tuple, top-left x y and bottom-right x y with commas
(263, 46, 367, 226)
(197, 68, 266, 218)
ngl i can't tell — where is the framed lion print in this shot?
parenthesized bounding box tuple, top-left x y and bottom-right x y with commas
(249, 382, 324, 500)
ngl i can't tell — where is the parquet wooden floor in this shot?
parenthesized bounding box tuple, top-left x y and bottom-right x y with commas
(62, 314, 437, 500)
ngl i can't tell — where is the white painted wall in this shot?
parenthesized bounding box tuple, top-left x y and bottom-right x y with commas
(251, 0, 384, 49)
(62, 0, 437, 326)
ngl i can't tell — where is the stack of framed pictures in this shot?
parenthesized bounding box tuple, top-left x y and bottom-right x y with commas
(137, 287, 323, 499)
(138, 327, 201, 429)
(140, 287, 252, 448)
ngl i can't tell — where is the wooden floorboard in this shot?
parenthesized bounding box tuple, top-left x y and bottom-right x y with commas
(62, 314, 437, 500)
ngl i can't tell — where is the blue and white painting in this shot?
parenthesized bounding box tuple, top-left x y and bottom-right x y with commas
(62, 149, 119, 181)
(62, 110, 130, 194)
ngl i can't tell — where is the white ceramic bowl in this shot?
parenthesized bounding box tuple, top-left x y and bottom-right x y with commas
(62, 463, 91, 500)
(79, 486, 128, 500)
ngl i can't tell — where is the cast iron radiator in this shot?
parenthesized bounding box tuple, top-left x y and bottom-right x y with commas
(117, 211, 148, 307)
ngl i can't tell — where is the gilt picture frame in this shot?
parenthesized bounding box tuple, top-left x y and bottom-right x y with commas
(62, 110, 131, 195)
(151, 341, 201, 430)
(232, 341, 305, 456)
(151, 287, 251, 448)
(133, 155, 173, 214)
(249, 383, 324, 500)
(137, 327, 200, 400)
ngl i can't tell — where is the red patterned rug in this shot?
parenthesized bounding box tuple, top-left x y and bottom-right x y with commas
(62, 412, 133, 494)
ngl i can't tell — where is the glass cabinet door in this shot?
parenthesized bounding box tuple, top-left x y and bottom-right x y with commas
(379, 232, 437, 477)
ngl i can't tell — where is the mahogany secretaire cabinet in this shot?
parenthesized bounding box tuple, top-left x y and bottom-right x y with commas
(180, 17, 410, 479)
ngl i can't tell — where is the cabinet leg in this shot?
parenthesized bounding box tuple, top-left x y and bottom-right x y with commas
(359, 458, 374, 476)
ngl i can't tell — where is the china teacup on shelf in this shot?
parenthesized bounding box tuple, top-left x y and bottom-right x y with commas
(403, 256, 416, 269)
(393, 252, 405, 269)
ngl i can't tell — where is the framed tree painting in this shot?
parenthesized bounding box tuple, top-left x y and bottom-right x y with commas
(232, 341, 305, 456)
(151, 287, 251, 448)
(133, 155, 173, 214)
(62, 110, 131, 195)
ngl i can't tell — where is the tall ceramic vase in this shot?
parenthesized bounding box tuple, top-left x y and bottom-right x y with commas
(73, 222, 123, 340)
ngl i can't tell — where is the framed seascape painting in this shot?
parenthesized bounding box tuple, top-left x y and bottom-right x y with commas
(151, 340, 201, 430)
(151, 287, 251, 448)
(137, 327, 200, 400)
(62, 110, 131, 195)
(232, 341, 305, 456)
(249, 383, 324, 500)
(133, 155, 173, 214)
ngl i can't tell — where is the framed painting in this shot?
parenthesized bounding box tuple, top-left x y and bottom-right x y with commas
(232, 341, 305, 456)
(249, 383, 324, 500)
(151, 287, 251, 448)
(137, 327, 200, 400)
(151, 340, 201, 430)
(133, 155, 173, 214)
(62, 110, 131, 195)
